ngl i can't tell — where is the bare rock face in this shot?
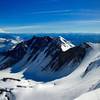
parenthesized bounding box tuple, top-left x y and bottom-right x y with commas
(0, 36, 91, 81)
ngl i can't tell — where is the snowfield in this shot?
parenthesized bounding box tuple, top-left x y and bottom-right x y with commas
(0, 36, 99, 100)
(74, 88, 100, 100)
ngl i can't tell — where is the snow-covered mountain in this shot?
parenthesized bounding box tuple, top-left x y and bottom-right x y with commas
(0, 36, 99, 100)
(0, 36, 23, 52)
(0, 36, 86, 81)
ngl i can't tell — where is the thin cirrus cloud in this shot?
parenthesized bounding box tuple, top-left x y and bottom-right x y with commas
(1, 9, 100, 33)
(1, 20, 100, 33)
(30, 9, 100, 21)
(30, 9, 100, 16)
(0, 28, 7, 33)
(31, 9, 71, 15)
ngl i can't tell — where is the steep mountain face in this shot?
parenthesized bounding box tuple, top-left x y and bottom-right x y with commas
(0, 36, 91, 81)
(0, 36, 99, 100)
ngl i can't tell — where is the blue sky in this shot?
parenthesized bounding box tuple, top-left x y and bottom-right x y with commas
(0, 0, 100, 33)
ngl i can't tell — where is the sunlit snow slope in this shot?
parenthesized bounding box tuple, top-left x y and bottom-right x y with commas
(0, 36, 99, 100)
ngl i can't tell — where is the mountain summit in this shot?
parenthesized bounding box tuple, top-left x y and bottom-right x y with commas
(0, 36, 91, 81)
(0, 36, 99, 100)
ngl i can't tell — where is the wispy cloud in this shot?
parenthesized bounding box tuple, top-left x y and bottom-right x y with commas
(31, 9, 100, 16)
(31, 9, 71, 15)
(0, 28, 7, 33)
(2, 20, 100, 33)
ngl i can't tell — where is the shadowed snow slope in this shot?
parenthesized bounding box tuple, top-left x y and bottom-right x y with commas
(0, 36, 86, 81)
(0, 36, 100, 100)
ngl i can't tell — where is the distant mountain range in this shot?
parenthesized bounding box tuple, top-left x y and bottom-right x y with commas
(0, 33, 100, 44)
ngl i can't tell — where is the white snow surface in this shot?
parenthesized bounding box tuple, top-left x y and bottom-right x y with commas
(0, 37, 23, 51)
(0, 42, 99, 100)
(59, 36, 75, 52)
(74, 88, 100, 100)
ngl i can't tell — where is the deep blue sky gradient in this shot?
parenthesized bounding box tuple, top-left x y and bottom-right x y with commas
(0, 0, 100, 33)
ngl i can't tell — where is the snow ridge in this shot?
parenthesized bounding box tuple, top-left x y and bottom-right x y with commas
(59, 36, 75, 52)
(0, 36, 99, 100)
